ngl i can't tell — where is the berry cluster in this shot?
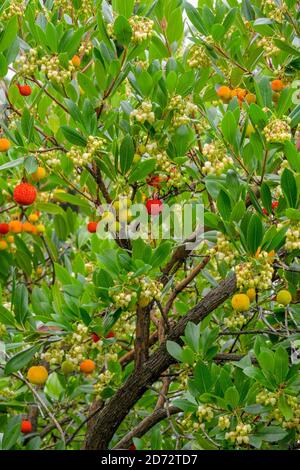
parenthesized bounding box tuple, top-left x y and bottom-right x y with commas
(263, 118, 291, 143)
(187, 45, 210, 69)
(167, 95, 198, 129)
(196, 404, 214, 423)
(235, 251, 274, 291)
(128, 16, 154, 43)
(202, 141, 233, 175)
(225, 423, 252, 445)
(131, 101, 155, 124)
(67, 136, 104, 167)
(285, 223, 300, 251)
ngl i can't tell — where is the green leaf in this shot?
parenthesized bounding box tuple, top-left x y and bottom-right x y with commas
(217, 190, 231, 221)
(128, 158, 156, 183)
(2, 415, 22, 450)
(5, 344, 41, 375)
(0, 52, 8, 78)
(247, 213, 263, 255)
(77, 72, 99, 99)
(224, 386, 240, 409)
(284, 141, 300, 173)
(0, 16, 18, 52)
(60, 126, 87, 146)
(120, 135, 134, 174)
(114, 16, 132, 46)
(194, 360, 212, 394)
(274, 346, 289, 384)
(256, 426, 288, 443)
(185, 3, 207, 35)
(21, 108, 34, 142)
(221, 111, 237, 146)
(166, 340, 183, 362)
(260, 182, 272, 214)
(112, 0, 135, 18)
(167, 8, 184, 43)
(0, 157, 24, 171)
(281, 168, 298, 208)
(14, 284, 29, 325)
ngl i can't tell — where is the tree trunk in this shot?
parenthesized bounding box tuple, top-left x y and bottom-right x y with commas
(84, 274, 236, 449)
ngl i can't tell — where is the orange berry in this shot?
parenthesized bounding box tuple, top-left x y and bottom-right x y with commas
(0, 240, 8, 251)
(80, 359, 96, 374)
(271, 79, 285, 92)
(22, 222, 35, 233)
(31, 167, 47, 182)
(231, 88, 247, 101)
(0, 138, 11, 152)
(8, 220, 23, 233)
(245, 93, 256, 104)
(7, 235, 14, 243)
(27, 365, 48, 385)
(217, 86, 232, 102)
(29, 213, 39, 223)
(71, 55, 81, 67)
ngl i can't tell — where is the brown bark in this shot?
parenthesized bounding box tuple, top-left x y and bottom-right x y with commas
(84, 273, 236, 449)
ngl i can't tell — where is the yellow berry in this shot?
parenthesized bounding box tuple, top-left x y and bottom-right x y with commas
(0, 240, 8, 251)
(247, 288, 256, 302)
(27, 365, 48, 385)
(32, 167, 47, 182)
(276, 290, 292, 306)
(231, 294, 250, 312)
(61, 360, 75, 375)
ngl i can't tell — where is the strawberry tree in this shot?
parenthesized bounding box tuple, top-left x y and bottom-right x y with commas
(0, 0, 300, 451)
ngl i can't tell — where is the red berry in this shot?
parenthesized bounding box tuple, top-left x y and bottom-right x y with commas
(17, 84, 32, 96)
(146, 175, 162, 188)
(21, 419, 32, 434)
(87, 222, 98, 233)
(91, 332, 100, 343)
(0, 223, 9, 235)
(13, 183, 37, 206)
(106, 331, 115, 339)
(272, 201, 279, 210)
(262, 208, 269, 216)
(146, 199, 163, 216)
(128, 444, 136, 450)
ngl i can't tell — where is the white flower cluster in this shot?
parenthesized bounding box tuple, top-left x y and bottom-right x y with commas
(40, 55, 75, 83)
(187, 45, 210, 69)
(218, 415, 231, 430)
(129, 16, 154, 43)
(235, 251, 274, 291)
(131, 101, 155, 124)
(285, 223, 300, 251)
(94, 370, 114, 396)
(210, 233, 237, 265)
(202, 141, 233, 175)
(15, 48, 39, 76)
(256, 389, 277, 406)
(2, 0, 25, 19)
(111, 290, 137, 309)
(168, 95, 198, 129)
(67, 136, 104, 166)
(139, 278, 163, 307)
(262, 0, 285, 22)
(257, 37, 280, 57)
(263, 118, 291, 143)
(225, 423, 252, 445)
(196, 405, 214, 423)
(224, 313, 247, 329)
(156, 151, 183, 188)
(41, 323, 94, 367)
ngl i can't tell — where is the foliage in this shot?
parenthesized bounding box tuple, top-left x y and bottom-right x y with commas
(0, 0, 299, 451)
